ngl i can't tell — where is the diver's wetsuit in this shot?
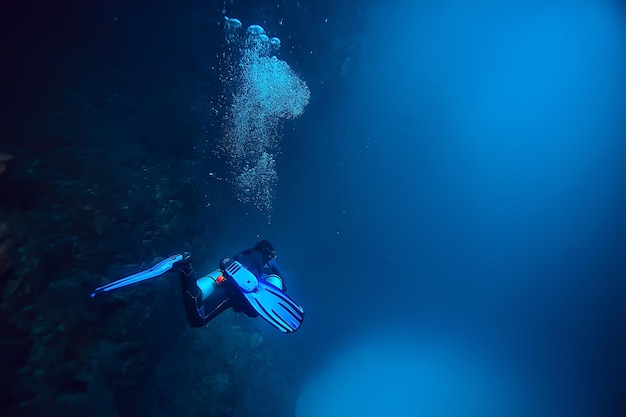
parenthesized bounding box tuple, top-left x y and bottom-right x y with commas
(177, 241, 286, 328)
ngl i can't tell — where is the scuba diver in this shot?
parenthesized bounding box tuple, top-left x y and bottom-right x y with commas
(91, 240, 304, 333)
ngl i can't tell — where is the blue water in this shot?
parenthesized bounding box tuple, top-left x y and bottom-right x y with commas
(273, 1, 626, 416)
(2, 0, 624, 416)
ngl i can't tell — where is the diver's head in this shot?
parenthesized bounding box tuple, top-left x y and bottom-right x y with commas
(254, 240, 276, 258)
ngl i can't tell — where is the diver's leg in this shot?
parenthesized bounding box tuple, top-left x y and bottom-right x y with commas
(178, 258, 232, 327)
(175, 253, 207, 328)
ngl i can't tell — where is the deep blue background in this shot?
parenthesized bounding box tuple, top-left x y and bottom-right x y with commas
(277, 1, 626, 416)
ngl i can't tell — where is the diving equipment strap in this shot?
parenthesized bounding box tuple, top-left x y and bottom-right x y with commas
(90, 254, 183, 298)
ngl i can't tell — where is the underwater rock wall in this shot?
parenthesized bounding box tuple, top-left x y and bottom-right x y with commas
(0, 0, 371, 416)
(0, 123, 207, 416)
(0, 2, 209, 414)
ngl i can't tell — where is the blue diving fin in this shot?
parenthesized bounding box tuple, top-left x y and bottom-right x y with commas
(224, 260, 304, 332)
(243, 280, 305, 333)
(90, 254, 183, 298)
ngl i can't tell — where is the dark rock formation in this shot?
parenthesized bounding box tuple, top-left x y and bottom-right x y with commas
(0, 0, 371, 416)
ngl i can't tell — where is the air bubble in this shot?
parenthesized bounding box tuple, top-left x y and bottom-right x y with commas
(218, 19, 310, 213)
(247, 25, 265, 35)
(225, 17, 242, 30)
(270, 37, 281, 47)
